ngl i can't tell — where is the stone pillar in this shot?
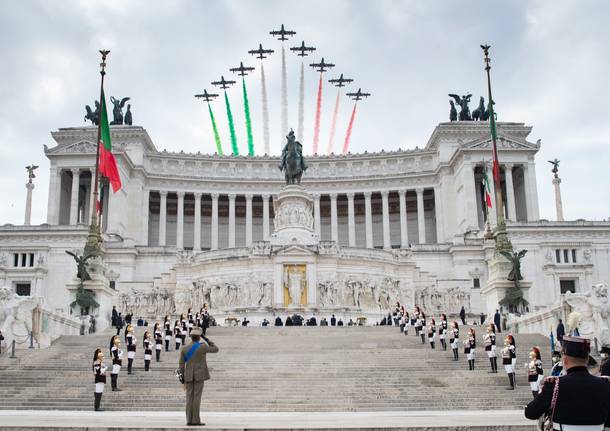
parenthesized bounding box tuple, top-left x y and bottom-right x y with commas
(347, 193, 355, 247)
(176, 192, 185, 250)
(399, 190, 408, 248)
(416, 188, 426, 244)
(524, 162, 540, 221)
(228, 193, 236, 248)
(88, 169, 96, 225)
(46, 167, 60, 225)
(381, 191, 391, 249)
(69, 169, 80, 225)
(464, 163, 478, 230)
(262, 194, 270, 240)
(330, 193, 338, 242)
(158, 191, 168, 246)
(434, 185, 443, 243)
(313, 194, 321, 238)
(211, 193, 219, 250)
(193, 193, 202, 251)
(504, 164, 517, 222)
(24, 182, 34, 225)
(142, 189, 149, 246)
(245, 194, 253, 246)
(364, 192, 373, 248)
(553, 177, 564, 221)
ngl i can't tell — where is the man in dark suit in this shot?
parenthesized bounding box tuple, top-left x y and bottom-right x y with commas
(524, 336, 610, 428)
(494, 309, 502, 333)
(556, 319, 565, 343)
(178, 327, 219, 426)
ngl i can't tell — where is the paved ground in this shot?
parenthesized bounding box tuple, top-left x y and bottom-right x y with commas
(0, 409, 536, 430)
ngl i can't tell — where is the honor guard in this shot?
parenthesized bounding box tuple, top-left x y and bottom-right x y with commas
(181, 315, 188, 345)
(143, 331, 152, 371)
(153, 322, 163, 362)
(525, 336, 610, 429)
(484, 323, 498, 373)
(109, 335, 123, 391)
(438, 314, 448, 350)
(187, 308, 194, 331)
(428, 318, 436, 349)
(464, 328, 476, 370)
(125, 324, 136, 375)
(174, 320, 183, 350)
(402, 311, 410, 335)
(164, 315, 172, 351)
(502, 334, 517, 390)
(419, 312, 427, 344)
(550, 350, 564, 377)
(449, 321, 460, 361)
(526, 346, 544, 398)
(92, 348, 107, 411)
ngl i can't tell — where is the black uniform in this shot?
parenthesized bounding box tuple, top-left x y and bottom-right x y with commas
(164, 320, 172, 351)
(126, 332, 136, 374)
(525, 366, 610, 427)
(93, 359, 107, 411)
(439, 320, 448, 350)
(154, 328, 163, 362)
(143, 338, 152, 371)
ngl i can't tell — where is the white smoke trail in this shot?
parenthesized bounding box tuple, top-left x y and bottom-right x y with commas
(326, 88, 341, 154)
(261, 62, 270, 155)
(281, 45, 288, 142)
(297, 60, 305, 143)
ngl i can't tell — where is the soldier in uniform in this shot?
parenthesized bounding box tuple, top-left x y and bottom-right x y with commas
(174, 320, 183, 351)
(449, 321, 460, 361)
(525, 336, 610, 429)
(164, 315, 172, 352)
(484, 323, 498, 373)
(427, 318, 436, 349)
(502, 334, 517, 390)
(109, 335, 123, 391)
(438, 314, 448, 350)
(526, 346, 544, 398)
(125, 324, 136, 374)
(92, 348, 107, 411)
(464, 328, 476, 370)
(178, 327, 219, 426)
(153, 322, 163, 362)
(143, 331, 152, 371)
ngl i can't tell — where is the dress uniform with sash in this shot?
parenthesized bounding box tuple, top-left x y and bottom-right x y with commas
(174, 320, 183, 350)
(427, 319, 436, 349)
(464, 328, 476, 370)
(110, 339, 123, 391)
(143, 332, 152, 371)
(164, 317, 172, 352)
(525, 336, 610, 430)
(527, 346, 544, 398)
(484, 324, 498, 373)
(154, 323, 163, 362)
(438, 315, 448, 350)
(179, 327, 219, 426)
(125, 327, 136, 374)
(502, 335, 517, 390)
(93, 351, 107, 411)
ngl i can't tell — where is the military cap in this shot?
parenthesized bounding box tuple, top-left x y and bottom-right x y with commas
(561, 335, 590, 358)
(190, 327, 203, 336)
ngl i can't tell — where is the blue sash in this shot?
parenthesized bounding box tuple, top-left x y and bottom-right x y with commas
(184, 342, 201, 363)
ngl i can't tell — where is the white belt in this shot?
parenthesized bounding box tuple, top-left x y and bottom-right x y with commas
(553, 424, 604, 431)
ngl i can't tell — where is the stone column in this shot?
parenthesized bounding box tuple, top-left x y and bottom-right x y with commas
(381, 191, 391, 249)
(46, 167, 60, 225)
(313, 194, 321, 238)
(245, 194, 253, 246)
(24, 182, 34, 225)
(434, 185, 443, 243)
(347, 193, 355, 247)
(262, 194, 270, 240)
(69, 169, 80, 225)
(464, 163, 478, 230)
(504, 164, 517, 221)
(228, 193, 236, 248)
(330, 193, 338, 242)
(553, 176, 564, 221)
(193, 193, 202, 251)
(176, 192, 185, 250)
(87, 169, 96, 225)
(416, 188, 426, 244)
(211, 193, 219, 250)
(364, 192, 373, 248)
(142, 189, 149, 246)
(524, 162, 540, 221)
(158, 191, 167, 247)
(399, 190, 408, 248)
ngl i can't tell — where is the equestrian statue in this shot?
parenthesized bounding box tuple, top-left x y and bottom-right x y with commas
(279, 130, 307, 185)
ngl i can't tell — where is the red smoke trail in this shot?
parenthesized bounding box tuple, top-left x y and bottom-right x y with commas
(312, 74, 323, 154)
(326, 88, 340, 154)
(342, 103, 357, 155)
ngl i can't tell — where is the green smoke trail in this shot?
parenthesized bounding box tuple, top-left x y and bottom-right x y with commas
(224, 91, 238, 155)
(242, 78, 254, 156)
(207, 103, 223, 155)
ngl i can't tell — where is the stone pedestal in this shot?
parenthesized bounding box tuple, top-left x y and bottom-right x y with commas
(67, 276, 117, 333)
(270, 185, 319, 246)
(24, 182, 34, 225)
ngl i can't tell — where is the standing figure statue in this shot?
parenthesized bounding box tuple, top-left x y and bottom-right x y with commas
(499, 249, 529, 313)
(449, 100, 457, 122)
(448, 94, 473, 121)
(109, 96, 130, 125)
(84, 101, 100, 126)
(548, 159, 560, 178)
(65, 250, 94, 282)
(124, 104, 133, 126)
(25, 165, 39, 183)
(279, 130, 307, 185)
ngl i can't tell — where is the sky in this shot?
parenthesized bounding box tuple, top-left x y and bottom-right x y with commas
(0, 0, 609, 225)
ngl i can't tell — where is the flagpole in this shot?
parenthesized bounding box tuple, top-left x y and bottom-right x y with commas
(85, 49, 110, 257)
(481, 44, 512, 252)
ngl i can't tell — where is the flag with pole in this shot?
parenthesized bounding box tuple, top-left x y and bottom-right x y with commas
(482, 164, 493, 209)
(488, 99, 501, 183)
(98, 89, 122, 193)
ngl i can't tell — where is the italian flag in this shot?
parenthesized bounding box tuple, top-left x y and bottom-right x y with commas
(482, 166, 493, 209)
(488, 99, 501, 183)
(98, 89, 122, 193)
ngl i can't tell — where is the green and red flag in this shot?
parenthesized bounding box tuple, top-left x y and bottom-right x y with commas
(98, 89, 122, 193)
(482, 165, 493, 209)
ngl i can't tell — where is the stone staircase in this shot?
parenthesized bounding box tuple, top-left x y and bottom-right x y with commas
(0, 325, 550, 412)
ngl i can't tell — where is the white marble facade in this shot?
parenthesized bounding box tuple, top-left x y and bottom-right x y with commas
(0, 122, 609, 323)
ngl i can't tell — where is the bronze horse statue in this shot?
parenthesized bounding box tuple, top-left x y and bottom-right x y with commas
(279, 130, 307, 185)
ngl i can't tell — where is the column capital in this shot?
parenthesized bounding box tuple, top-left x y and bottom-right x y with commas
(363, 191, 372, 199)
(380, 190, 389, 198)
(245, 193, 253, 201)
(398, 189, 407, 197)
(211, 192, 219, 200)
(329, 193, 338, 200)
(503, 163, 514, 170)
(262, 194, 270, 200)
(415, 187, 424, 195)
(228, 193, 236, 201)
(176, 191, 185, 198)
(159, 190, 168, 197)
(346, 192, 355, 200)
(193, 192, 203, 199)
(311, 193, 321, 200)
(70, 168, 81, 175)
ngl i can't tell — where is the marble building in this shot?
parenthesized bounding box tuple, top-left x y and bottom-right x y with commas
(1, 121, 609, 325)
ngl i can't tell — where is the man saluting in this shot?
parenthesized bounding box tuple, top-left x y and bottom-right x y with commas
(178, 327, 219, 426)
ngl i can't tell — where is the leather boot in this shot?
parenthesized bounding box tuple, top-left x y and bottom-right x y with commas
(156, 350, 161, 362)
(506, 373, 515, 390)
(488, 358, 495, 373)
(94, 393, 104, 411)
(110, 374, 116, 391)
(493, 357, 498, 373)
(128, 359, 133, 374)
(145, 360, 150, 372)
(165, 340, 169, 352)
